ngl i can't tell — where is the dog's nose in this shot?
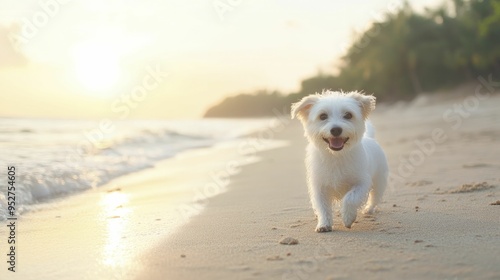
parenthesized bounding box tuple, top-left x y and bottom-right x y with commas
(330, 127, 342, 137)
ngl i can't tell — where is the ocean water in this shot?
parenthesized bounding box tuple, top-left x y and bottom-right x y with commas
(0, 118, 275, 220)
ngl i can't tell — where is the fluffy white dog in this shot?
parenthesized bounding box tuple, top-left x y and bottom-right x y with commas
(291, 90, 388, 232)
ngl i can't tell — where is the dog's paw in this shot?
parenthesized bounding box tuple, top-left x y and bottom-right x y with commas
(362, 205, 375, 215)
(315, 225, 332, 233)
(342, 211, 357, 229)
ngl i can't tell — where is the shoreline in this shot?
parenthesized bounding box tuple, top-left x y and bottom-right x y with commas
(1, 94, 499, 279)
(0, 134, 286, 280)
(0, 118, 279, 222)
(137, 96, 500, 279)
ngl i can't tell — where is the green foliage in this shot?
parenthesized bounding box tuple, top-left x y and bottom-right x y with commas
(204, 0, 500, 118)
(204, 90, 286, 118)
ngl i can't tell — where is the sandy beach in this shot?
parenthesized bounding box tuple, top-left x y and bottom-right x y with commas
(2, 1, 500, 279)
(0, 128, 285, 280)
(137, 89, 500, 279)
(1, 89, 499, 280)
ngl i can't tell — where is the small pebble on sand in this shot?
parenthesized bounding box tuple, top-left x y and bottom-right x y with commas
(450, 182, 494, 193)
(267, 255, 283, 261)
(279, 237, 299, 245)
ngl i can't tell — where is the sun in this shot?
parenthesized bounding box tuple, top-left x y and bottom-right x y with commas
(72, 41, 122, 95)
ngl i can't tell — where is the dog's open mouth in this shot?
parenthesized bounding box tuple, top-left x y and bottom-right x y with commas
(323, 137, 349, 151)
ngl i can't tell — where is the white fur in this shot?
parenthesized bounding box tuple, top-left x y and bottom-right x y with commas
(291, 90, 388, 232)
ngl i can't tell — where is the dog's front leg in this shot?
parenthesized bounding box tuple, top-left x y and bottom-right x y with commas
(310, 186, 333, 232)
(341, 184, 370, 228)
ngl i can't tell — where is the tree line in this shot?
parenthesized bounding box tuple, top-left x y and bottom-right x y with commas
(204, 0, 500, 118)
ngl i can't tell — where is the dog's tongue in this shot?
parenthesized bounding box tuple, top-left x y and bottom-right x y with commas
(329, 138, 344, 149)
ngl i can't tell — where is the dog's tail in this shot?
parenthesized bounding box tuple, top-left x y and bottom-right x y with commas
(364, 120, 375, 138)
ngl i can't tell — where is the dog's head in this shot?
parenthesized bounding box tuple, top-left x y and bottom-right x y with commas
(291, 90, 375, 153)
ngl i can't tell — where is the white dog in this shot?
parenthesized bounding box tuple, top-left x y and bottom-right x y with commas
(291, 90, 388, 232)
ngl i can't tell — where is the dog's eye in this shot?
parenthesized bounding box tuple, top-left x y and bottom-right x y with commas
(344, 112, 353, 120)
(319, 113, 328, 120)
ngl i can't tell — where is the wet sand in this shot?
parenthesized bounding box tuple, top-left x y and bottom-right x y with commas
(137, 92, 500, 279)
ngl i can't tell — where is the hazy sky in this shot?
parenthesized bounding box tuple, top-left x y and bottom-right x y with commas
(0, 0, 442, 119)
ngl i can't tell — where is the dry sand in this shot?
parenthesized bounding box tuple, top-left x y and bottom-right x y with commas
(1, 91, 499, 280)
(137, 93, 500, 279)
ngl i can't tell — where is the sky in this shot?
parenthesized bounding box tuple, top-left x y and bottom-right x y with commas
(0, 0, 442, 119)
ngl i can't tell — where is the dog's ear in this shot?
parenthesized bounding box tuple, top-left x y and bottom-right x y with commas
(291, 95, 319, 120)
(349, 92, 376, 119)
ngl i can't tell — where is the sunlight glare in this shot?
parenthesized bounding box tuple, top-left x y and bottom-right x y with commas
(100, 191, 131, 267)
(73, 41, 122, 95)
